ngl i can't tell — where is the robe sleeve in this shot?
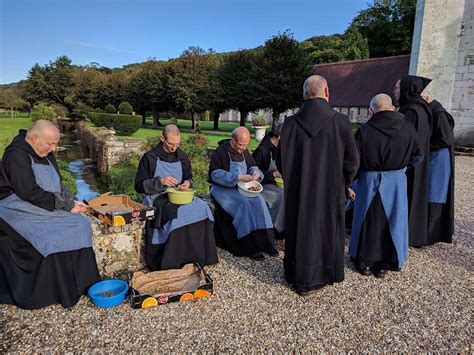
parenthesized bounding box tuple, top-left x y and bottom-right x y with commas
(343, 125, 359, 188)
(135, 153, 166, 195)
(430, 111, 454, 150)
(209, 149, 239, 187)
(3, 149, 56, 211)
(408, 132, 424, 167)
(253, 147, 275, 184)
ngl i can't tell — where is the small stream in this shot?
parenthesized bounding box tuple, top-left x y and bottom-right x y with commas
(56, 130, 108, 201)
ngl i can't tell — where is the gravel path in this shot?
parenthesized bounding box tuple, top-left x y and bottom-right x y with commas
(1, 156, 472, 352)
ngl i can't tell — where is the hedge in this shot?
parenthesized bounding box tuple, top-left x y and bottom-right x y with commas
(88, 112, 141, 135)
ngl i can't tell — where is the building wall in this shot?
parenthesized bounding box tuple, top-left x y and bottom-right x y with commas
(410, 0, 473, 145)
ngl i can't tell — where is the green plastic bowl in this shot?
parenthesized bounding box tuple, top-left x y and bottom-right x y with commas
(274, 177, 284, 189)
(167, 188, 195, 205)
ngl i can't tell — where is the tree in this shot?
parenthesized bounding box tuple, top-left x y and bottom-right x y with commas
(31, 103, 56, 122)
(257, 31, 310, 127)
(0, 88, 28, 118)
(351, 0, 416, 57)
(118, 101, 133, 114)
(219, 50, 260, 126)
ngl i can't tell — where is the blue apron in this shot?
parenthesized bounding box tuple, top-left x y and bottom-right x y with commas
(349, 168, 408, 268)
(0, 155, 92, 257)
(142, 157, 213, 245)
(211, 154, 273, 238)
(428, 148, 451, 203)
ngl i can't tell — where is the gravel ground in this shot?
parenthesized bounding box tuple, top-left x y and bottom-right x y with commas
(1, 156, 472, 352)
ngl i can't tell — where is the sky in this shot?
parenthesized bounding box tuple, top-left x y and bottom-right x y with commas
(0, 0, 370, 84)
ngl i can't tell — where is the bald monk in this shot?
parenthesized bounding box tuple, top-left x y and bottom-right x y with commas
(0, 120, 100, 309)
(209, 127, 278, 261)
(135, 124, 218, 270)
(349, 94, 423, 278)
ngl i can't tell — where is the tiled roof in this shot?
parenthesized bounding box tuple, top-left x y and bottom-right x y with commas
(312, 55, 410, 107)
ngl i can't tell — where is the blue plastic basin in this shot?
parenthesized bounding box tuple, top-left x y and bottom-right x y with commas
(88, 279, 129, 308)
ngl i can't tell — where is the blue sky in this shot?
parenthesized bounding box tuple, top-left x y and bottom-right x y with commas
(0, 0, 369, 84)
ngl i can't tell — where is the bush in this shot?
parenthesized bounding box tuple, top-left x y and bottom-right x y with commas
(253, 114, 267, 126)
(104, 104, 116, 114)
(31, 103, 56, 122)
(118, 101, 133, 115)
(88, 112, 141, 135)
(107, 154, 142, 202)
(51, 104, 68, 118)
(201, 111, 210, 122)
(57, 160, 78, 195)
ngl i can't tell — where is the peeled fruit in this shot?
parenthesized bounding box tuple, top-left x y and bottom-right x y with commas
(193, 289, 212, 299)
(141, 297, 158, 308)
(113, 215, 126, 226)
(179, 293, 194, 302)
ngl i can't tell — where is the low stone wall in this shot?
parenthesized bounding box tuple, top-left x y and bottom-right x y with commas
(76, 123, 144, 174)
(88, 215, 146, 278)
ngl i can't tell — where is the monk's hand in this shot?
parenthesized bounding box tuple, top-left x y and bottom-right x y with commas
(160, 176, 178, 187)
(273, 171, 282, 179)
(251, 171, 261, 181)
(239, 174, 254, 182)
(71, 200, 88, 214)
(178, 181, 190, 190)
(346, 187, 356, 201)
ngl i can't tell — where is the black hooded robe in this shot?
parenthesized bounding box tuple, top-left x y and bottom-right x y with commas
(428, 99, 455, 244)
(352, 110, 423, 270)
(276, 98, 359, 292)
(0, 131, 100, 309)
(398, 75, 433, 247)
(135, 143, 218, 270)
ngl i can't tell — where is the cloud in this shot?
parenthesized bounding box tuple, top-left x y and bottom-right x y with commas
(64, 40, 137, 55)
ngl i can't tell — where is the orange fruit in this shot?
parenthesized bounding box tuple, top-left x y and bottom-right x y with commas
(141, 297, 158, 309)
(193, 289, 212, 299)
(179, 293, 194, 302)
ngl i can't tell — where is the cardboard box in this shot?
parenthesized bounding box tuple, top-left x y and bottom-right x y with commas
(86, 194, 155, 227)
(129, 263, 213, 309)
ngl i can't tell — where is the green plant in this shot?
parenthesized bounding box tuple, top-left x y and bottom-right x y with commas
(253, 114, 267, 126)
(89, 112, 104, 127)
(104, 104, 116, 114)
(88, 112, 141, 135)
(31, 103, 56, 122)
(51, 104, 68, 118)
(57, 160, 78, 195)
(107, 154, 142, 202)
(118, 101, 133, 115)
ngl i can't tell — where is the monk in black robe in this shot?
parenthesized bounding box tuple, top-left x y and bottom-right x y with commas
(425, 97, 455, 244)
(393, 75, 433, 247)
(276, 75, 359, 295)
(135, 125, 218, 270)
(349, 94, 423, 278)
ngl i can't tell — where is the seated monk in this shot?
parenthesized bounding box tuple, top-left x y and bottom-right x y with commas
(252, 123, 285, 238)
(209, 127, 279, 261)
(135, 124, 218, 270)
(0, 120, 100, 309)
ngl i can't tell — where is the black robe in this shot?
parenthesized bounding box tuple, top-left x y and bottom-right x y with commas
(428, 99, 455, 244)
(353, 110, 423, 270)
(209, 140, 277, 257)
(398, 75, 433, 247)
(276, 98, 359, 291)
(252, 132, 278, 184)
(135, 143, 218, 270)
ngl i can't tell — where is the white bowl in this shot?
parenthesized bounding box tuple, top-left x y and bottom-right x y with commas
(237, 181, 263, 198)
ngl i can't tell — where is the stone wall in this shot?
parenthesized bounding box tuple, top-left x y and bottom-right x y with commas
(334, 106, 369, 123)
(76, 123, 144, 174)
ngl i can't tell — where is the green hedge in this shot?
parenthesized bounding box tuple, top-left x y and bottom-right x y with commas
(88, 112, 141, 135)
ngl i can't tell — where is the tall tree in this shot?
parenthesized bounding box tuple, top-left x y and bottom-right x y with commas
(257, 31, 309, 127)
(351, 0, 416, 58)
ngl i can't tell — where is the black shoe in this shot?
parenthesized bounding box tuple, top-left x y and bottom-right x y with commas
(374, 269, 386, 279)
(267, 248, 279, 257)
(250, 252, 265, 261)
(295, 285, 325, 296)
(358, 266, 372, 276)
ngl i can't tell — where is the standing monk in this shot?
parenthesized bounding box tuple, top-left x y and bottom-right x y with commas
(393, 75, 432, 247)
(349, 94, 423, 278)
(276, 75, 359, 295)
(425, 96, 455, 245)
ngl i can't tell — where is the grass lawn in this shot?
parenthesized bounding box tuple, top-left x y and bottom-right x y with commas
(0, 117, 32, 156)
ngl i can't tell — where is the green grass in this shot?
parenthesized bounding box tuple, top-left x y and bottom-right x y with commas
(0, 117, 32, 156)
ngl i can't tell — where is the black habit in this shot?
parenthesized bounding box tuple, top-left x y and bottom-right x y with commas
(398, 75, 433, 247)
(353, 110, 423, 270)
(276, 98, 359, 292)
(252, 132, 278, 184)
(428, 99, 455, 244)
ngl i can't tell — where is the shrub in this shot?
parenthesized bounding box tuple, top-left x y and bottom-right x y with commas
(104, 104, 116, 114)
(253, 114, 267, 126)
(31, 103, 56, 122)
(107, 154, 142, 202)
(118, 101, 133, 115)
(88, 113, 141, 135)
(89, 112, 104, 127)
(51, 104, 68, 118)
(201, 111, 210, 122)
(57, 160, 78, 195)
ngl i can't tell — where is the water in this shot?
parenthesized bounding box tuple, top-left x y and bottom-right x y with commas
(56, 130, 108, 201)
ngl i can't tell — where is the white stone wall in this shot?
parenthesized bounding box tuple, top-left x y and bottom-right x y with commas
(219, 109, 297, 125)
(334, 106, 370, 123)
(410, 0, 473, 145)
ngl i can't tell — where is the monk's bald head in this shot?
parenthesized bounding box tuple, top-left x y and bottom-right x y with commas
(163, 124, 180, 139)
(230, 127, 251, 153)
(161, 124, 181, 153)
(369, 94, 395, 114)
(25, 120, 60, 157)
(303, 75, 329, 100)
